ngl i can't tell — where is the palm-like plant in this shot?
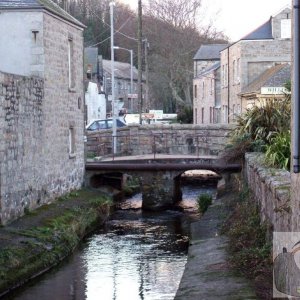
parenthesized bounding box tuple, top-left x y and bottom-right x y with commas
(233, 98, 291, 145)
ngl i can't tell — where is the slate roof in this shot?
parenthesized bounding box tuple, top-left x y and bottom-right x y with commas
(197, 62, 220, 78)
(193, 44, 228, 61)
(241, 63, 291, 95)
(102, 60, 140, 81)
(0, 0, 85, 28)
(241, 19, 273, 40)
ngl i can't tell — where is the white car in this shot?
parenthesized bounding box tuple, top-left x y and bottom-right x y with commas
(86, 118, 126, 131)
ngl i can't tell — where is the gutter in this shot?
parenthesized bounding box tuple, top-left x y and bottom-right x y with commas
(293, 0, 300, 173)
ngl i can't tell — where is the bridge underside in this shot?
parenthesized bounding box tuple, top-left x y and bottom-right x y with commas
(85, 158, 241, 211)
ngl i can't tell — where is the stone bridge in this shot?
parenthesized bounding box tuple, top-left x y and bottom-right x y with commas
(86, 123, 235, 158)
(85, 124, 237, 210)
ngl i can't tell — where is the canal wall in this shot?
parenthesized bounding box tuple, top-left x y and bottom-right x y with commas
(244, 152, 291, 232)
(87, 123, 235, 157)
(0, 189, 112, 297)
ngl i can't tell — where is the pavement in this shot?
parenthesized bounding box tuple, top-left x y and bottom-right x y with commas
(174, 194, 257, 300)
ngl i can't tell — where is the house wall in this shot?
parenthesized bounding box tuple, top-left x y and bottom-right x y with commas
(85, 82, 106, 123)
(221, 39, 291, 123)
(193, 70, 218, 124)
(0, 72, 46, 224)
(0, 11, 44, 77)
(43, 13, 85, 198)
(0, 12, 85, 225)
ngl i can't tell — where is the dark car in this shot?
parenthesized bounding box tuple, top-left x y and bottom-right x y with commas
(86, 118, 126, 131)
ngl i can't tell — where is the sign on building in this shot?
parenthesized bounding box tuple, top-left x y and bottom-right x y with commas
(261, 87, 288, 95)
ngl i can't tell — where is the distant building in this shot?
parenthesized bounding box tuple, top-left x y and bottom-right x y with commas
(0, 0, 85, 224)
(102, 59, 141, 114)
(239, 63, 290, 110)
(220, 6, 291, 123)
(193, 44, 228, 124)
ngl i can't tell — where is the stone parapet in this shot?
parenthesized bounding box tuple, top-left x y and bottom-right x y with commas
(245, 153, 291, 232)
(87, 123, 235, 158)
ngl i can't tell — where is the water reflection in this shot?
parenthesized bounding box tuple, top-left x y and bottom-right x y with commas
(5, 185, 216, 300)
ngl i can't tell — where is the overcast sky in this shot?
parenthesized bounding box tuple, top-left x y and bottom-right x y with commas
(118, 0, 291, 41)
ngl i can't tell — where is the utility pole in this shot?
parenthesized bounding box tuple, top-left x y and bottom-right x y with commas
(144, 38, 149, 111)
(137, 0, 143, 124)
(110, 2, 117, 154)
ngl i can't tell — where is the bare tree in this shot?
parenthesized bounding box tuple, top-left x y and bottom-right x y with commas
(143, 0, 227, 112)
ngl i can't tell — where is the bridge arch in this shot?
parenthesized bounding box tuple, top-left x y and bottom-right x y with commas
(85, 157, 241, 210)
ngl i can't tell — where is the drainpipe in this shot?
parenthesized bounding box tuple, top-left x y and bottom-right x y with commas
(293, 0, 300, 173)
(227, 47, 230, 123)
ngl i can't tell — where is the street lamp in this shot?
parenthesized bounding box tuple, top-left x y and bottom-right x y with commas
(113, 46, 134, 95)
(109, 2, 117, 154)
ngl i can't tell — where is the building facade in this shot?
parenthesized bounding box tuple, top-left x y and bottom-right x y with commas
(239, 63, 290, 109)
(220, 6, 291, 123)
(193, 44, 228, 124)
(0, 0, 85, 224)
(102, 59, 140, 115)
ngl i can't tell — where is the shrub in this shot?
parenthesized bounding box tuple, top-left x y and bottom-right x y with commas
(222, 96, 291, 163)
(265, 130, 291, 170)
(233, 98, 290, 144)
(197, 193, 212, 213)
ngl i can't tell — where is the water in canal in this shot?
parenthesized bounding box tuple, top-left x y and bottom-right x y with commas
(6, 183, 216, 300)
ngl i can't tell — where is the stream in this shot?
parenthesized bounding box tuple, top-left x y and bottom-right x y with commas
(6, 184, 216, 300)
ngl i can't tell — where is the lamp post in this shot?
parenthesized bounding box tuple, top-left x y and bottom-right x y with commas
(113, 46, 133, 95)
(110, 2, 117, 154)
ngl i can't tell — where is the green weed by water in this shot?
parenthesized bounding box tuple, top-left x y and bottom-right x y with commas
(197, 193, 212, 213)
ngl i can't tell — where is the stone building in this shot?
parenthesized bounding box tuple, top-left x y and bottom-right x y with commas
(220, 6, 291, 123)
(0, 0, 85, 224)
(239, 63, 290, 109)
(193, 44, 228, 124)
(102, 59, 140, 115)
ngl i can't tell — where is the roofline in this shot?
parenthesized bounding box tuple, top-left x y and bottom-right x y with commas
(0, 5, 86, 29)
(220, 38, 275, 52)
(271, 4, 291, 17)
(193, 58, 220, 61)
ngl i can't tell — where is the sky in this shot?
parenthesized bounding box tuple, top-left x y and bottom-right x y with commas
(119, 0, 291, 42)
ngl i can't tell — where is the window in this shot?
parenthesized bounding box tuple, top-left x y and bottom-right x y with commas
(201, 107, 204, 124)
(202, 82, 205, 99)
(225, 64, 228, 86)
(195, 108, 198, 124)
(194, 84, 197, 98)
(222, 65, 225, 86)
(223, 105, 228, 123)
(281, 19, 291, 39)
(68, 37, 75, 90)
(233, 60, 236, 83)
(68, 127, 75, 157)
(237, 58, 240, 83)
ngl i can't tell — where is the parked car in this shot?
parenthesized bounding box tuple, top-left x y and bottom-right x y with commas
(86, 118, 126, 131)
